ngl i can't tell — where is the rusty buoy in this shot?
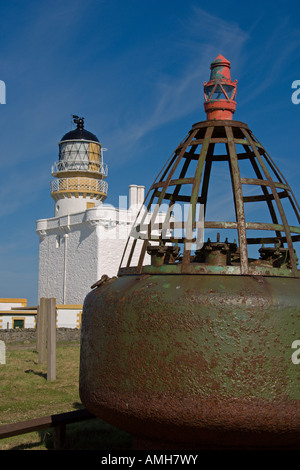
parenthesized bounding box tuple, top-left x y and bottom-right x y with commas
(79, 56, 300, 449)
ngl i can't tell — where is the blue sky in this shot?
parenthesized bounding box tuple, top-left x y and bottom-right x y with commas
(1, 0, 300, 305)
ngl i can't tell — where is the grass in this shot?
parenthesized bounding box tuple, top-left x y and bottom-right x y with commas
(0, 340, 132, 450)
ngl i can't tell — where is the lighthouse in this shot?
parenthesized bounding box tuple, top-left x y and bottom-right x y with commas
(36, 116, 147, 305)
(51, 115, 108, 217)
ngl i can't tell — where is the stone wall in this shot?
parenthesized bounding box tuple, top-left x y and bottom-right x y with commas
(0, 328, 81, 344)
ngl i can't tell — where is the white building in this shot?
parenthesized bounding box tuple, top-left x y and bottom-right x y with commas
(0, 299, 82, 329)
(0, 116, 167, 329)
(0, 298, 36, 329)
(36, 116, 148, 306)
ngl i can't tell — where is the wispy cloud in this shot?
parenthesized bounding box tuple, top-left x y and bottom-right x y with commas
(105, 7, 249, 164)
(237, 16, 300, 107)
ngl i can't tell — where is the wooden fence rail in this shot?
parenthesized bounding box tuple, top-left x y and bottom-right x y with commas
(0, 408, 96, 449)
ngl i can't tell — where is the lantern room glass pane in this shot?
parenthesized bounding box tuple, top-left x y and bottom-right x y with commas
(58, 142, 90, 171)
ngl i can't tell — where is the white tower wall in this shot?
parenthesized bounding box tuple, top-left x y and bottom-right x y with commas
(36, 186, 149, 305)
(54, 195, 102, 218)
(37, 216, 99, 304)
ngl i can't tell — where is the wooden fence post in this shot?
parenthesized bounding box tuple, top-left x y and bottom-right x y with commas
(37, 298, 47, 364)
(47, 298, 56, 381)
(0, 340, 6, 365)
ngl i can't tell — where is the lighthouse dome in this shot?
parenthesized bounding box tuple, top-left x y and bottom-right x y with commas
(60, 116, 99, 143)
(61, 128, 99, 143)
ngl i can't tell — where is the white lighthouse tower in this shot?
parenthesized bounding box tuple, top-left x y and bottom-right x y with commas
(36, 116, 147, 306)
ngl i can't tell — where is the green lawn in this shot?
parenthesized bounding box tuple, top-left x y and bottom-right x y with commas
(0, 341, 132, 450)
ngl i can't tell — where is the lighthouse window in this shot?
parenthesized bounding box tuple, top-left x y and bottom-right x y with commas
(56, 235, 61, 248)
(58, 142, 90, 171)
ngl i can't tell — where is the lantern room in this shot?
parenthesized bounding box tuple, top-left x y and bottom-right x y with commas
(51, 116, 108, 217)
